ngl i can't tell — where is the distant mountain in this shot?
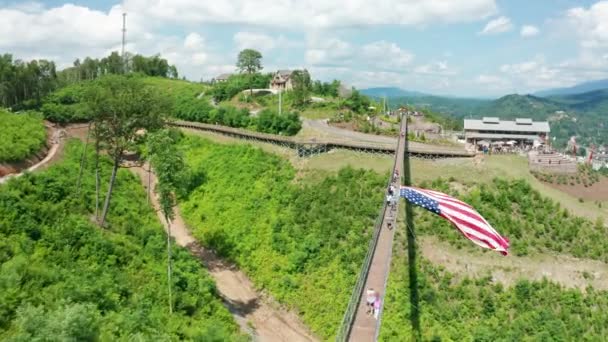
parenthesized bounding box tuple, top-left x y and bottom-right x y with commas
(360, 87, 428, 98)
(384, 91, 607, 148)
(478, 94, 564, 120)
(548, 89, 608, 112)
(534, 79, 608, 97)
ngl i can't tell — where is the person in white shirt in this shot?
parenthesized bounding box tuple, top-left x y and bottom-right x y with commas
(366, 288, 377, 315)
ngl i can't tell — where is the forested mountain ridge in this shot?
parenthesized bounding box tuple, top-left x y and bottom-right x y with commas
(0, 52, 178, 111)
(361, 87, 428, 98)
(386, 90, 608, 148)
(534, 78, 608, 97)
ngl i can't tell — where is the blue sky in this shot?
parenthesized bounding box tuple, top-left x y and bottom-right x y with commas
(1, 0, 608, 97)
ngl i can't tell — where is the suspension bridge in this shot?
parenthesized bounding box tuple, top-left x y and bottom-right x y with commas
(335, 116, 408, 341)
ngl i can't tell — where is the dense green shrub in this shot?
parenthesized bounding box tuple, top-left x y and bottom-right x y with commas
(179, 136, 386, 339)
(0, 109, 46, 162)
(0, 141, 242, 340)
(40, 83, 92, 123)
(211, 73, 273, 102)
(380, 256, 608, 341)
(255, 109, 302, 135)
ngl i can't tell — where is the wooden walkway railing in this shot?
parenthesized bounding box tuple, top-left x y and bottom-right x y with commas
(335, 118, 406, 341)
(171, 120, 474, 158)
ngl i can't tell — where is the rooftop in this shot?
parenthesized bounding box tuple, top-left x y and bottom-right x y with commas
(464, 117, 550, 133)
(215, 73, 232, 80)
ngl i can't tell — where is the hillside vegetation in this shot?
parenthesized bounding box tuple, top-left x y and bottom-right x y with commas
(380, 255, 608, 341)
(379, 175, 608, 341)
(0, 110, 46, 162)
(0, 141, 241, 340)
(417, 178, 608, 261)
(178, 135, 386, 339)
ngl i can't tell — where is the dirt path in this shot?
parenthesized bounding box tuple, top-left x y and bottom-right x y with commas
(420, 236, 608, 290)
(130, 165, 316, 342)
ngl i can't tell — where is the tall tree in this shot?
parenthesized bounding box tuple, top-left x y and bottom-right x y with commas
(291, 69, 312, 107)
(146, 129, 188, 315)
(86, 75, 170, 227)
(236, 49, 263, 95)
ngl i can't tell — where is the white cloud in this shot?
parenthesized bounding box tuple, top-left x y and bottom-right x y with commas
(475, 74, 511, 91)
(499, 57, 579, 90)
(184, 33, 205, 50)
(520, 25, 539, 37)
(233, 32, 278, 53)
(414, 61, 456, 76)
(0, 4, 139, 49)
(479, 16, 513, 35)
(361, 41, 414, 69)
(123, 0, 497, 28)
(305, 36, 353, 65)
(565, 1, 608, 48)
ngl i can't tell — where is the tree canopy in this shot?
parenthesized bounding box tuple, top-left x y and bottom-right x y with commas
(0, 54, 57, 110)
(85, 75, 171, 226)
(236, 49, 263, 75)
(291, 69, 312, 107)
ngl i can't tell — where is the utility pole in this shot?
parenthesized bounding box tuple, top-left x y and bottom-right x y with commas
(403, 112, 421, 341)
(121, 12, 127, 73)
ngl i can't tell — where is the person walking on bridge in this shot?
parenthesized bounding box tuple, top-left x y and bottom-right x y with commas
(373, 295, 382, 319)
(366, 288, 377, 315)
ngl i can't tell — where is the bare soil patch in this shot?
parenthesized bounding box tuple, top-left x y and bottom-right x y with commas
(543, 177, 608, 201)
(420, 236, 608, 290)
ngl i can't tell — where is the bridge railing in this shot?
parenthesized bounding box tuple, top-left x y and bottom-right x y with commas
(335, 119, 404, 342)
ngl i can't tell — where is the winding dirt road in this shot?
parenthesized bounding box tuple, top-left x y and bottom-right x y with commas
(131, 165, 316, 342)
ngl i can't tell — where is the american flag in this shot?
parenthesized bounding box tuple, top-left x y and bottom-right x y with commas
(400, 186, 509, 255)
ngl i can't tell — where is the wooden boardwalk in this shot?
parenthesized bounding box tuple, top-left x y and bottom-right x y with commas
(347, 119, 405, 341)
(171, 120, 474, 158)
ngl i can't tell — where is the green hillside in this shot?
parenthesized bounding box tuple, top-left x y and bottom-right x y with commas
(390, 95, 488, 118)
(479, 94, 563, 119)
(0, 141, 241, 340)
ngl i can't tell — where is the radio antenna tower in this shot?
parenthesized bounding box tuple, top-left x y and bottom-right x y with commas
(121, 12, 127, 73)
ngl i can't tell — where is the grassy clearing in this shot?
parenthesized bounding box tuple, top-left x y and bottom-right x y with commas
(179, 128, 606, 223)
(411, 155, 607, 222)
(141, 76, 207, 97)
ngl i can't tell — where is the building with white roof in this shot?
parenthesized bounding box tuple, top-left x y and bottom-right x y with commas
(464, 117, 550, 147)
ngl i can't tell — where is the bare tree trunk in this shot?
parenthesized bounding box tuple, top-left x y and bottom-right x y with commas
(165, 213, 173, 315)
(76, 123, 92, 194)
(94, 140, 101, 221)
(147, 163, 151, 204)
(99, 152, 120, 227)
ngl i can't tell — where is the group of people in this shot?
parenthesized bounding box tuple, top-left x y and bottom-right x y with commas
(366, 288, 382, 319)
(386, 184, 398, 213)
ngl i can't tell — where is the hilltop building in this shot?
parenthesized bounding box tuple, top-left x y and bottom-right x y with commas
(213, 73, 232, 83)
(464, 117, 550, 148)
(270, 70, 295, 91)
